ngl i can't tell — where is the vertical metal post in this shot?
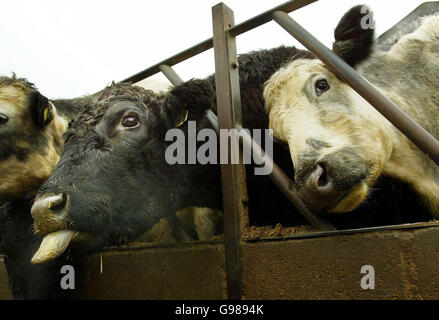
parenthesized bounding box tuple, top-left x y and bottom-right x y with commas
(212, 3, 248, 300)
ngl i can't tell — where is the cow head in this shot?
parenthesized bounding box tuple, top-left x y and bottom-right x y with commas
(31, 80, 221, 263)
(263, 6, 391, 214)
(0, 75, 67, 205)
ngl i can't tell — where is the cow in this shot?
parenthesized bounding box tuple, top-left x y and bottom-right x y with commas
(28, 48, 311, 264)
(30, 35, 433, 265)
(264, 6, 439, 217)
(0, 75, 97, 299)
(0, 75, 90, 204)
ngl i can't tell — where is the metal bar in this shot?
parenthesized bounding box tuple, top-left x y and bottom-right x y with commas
(212, 3, 247, 300)
(94, 221, 439, 253)
(166, 215, 192, 242)
(123, 39, 213, 84)
(159, 64, 184, 85)
(206, 110, 219, 133)
(228, 0, 317, 37)
(272, 10, 439, 166)
(121, 0, 317, 84)
(159, 51, 335, 231)
(246, 221, 439, 243)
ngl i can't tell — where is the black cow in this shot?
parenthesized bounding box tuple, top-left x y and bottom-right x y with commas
(0, 75, 185, 299)
(0, 75, 95, 299)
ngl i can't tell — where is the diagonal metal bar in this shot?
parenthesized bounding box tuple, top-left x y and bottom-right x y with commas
(272, 10, 439, 166)
(121, 0, 317, 84)
(159, 64, 185, 85)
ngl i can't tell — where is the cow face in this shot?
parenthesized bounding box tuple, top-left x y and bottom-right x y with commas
(265, 59, 393, 213)
(31, 81, 221, 262)
(0, 76, 67, 205)
(263, 6, 391, 214)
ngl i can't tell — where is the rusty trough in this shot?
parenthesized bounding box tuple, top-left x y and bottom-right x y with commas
(2, 222, 438, 299)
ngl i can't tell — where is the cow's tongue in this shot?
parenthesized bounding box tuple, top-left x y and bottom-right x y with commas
(31, 230, 77, 264)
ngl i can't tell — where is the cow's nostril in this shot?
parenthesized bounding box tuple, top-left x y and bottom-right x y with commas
(31, 193, 68, 219)
(316, 163, 328, 188)
(31, 193, 68, 234)
(50, 193, 68, 215)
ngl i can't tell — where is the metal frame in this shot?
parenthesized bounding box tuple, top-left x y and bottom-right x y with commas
(211, 4, 247, 299)
(120, 0, 439, 299)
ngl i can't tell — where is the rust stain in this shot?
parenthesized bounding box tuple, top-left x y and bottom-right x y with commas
(399, 233, 423, 300)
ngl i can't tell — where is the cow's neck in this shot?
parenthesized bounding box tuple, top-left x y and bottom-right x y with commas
(384, 127, 439, 218)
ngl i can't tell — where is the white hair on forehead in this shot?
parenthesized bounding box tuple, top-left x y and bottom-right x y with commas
(263, 58, 325, 113)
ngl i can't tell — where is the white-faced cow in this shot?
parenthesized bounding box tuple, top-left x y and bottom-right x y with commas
(264, 6, 439, 217)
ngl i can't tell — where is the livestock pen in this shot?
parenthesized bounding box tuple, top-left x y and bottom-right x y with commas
(1, 0, 439, 300)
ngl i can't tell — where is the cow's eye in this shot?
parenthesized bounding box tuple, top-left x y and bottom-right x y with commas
(0, 114, 8, 125)
(121, 115, 139, 129)
(315, 79, 330, 96)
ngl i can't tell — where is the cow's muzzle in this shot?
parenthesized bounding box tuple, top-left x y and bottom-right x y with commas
(31, 193, 80, 264)
(31, 193, 69, 234)
(296, 147, 367, 213)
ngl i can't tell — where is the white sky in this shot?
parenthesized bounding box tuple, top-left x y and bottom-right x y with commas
(0, 0, 423, 99)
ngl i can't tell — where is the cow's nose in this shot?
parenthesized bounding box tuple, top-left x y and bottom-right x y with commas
(31, 193, 69, 234)
(297, 162, 345, 213)
(308, 163, 333, 193)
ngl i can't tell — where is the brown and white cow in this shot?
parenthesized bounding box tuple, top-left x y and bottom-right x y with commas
(0, 76, 75, 204)
(264, 6, 439, 217)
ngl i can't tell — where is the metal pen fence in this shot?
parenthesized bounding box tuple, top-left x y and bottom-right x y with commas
(120, 0, 439, 299)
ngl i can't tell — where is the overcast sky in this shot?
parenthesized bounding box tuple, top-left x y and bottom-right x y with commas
(0, 0, 423, 99)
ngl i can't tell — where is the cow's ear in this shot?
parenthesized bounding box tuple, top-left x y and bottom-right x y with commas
(162, 79, 215, 130)
(332, 5, 375, 68)
(29, 90, 54, 128)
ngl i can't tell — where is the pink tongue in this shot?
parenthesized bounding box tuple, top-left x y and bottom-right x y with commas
(31, 230, 76, 264)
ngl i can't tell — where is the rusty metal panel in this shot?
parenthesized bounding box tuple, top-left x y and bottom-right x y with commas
(1, 227, 437, 299)
(0, 256, 12, 300)
(241, 224, 439, 300)
(73, 242, 227, 300)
